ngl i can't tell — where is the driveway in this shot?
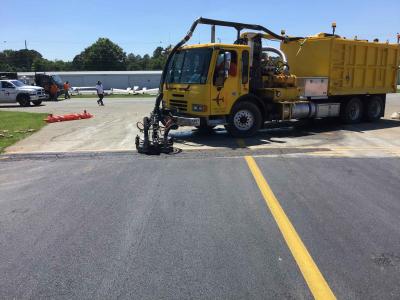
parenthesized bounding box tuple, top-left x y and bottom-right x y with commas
(1, 98, 151, 153)
(1, 95, 400, 157)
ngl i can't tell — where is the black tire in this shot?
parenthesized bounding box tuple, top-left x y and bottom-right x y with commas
(340, 97, 363, 124)
(32, 100, 42, 106)
(226, 101, 262, 137)
(364, 96, 383, 122)
(18, 94, 30, 107)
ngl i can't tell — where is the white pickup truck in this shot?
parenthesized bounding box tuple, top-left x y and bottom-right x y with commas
(0, 80, 48, 106)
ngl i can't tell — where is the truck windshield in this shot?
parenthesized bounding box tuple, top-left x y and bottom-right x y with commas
(51, 75, 63, 85)
(166, 48, 212, 84)
(10, 80, 25, 87)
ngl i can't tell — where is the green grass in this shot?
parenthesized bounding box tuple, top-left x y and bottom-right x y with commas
(69, 93, 155, 99)
(0, 111, 48, 153)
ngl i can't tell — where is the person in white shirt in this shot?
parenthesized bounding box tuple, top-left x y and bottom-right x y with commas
(95, 81, 104, 106)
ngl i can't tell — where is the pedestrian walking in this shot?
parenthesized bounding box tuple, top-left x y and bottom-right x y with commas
(63, 81, 71, 99)
(95, 81, 104, 106)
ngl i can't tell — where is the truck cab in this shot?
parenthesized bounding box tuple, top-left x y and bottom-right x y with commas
(0, 80, 48, 106)
(164, 44, 250, 116)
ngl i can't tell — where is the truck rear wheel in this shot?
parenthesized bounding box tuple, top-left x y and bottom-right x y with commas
(365, 96, 383, 122)
(341, 97, 363, 124)
(18, 94, 30, 107)
(226, 101, 262, 137)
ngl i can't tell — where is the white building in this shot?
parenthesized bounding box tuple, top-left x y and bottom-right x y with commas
(18, 71, 162, 89)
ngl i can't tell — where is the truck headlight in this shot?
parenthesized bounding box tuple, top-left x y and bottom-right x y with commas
(192, 104, 207, 112)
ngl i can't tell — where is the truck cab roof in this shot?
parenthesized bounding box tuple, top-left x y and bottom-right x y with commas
(181, 43, 250, 51)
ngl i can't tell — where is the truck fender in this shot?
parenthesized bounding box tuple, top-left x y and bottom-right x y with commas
(231, 94, 268, 121)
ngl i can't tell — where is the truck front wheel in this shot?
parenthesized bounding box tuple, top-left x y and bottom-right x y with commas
(365, 96, 383, 122)
(18, 94, 30, 107)
(341, 97, 363, 124)
(226, 101, 262, 137)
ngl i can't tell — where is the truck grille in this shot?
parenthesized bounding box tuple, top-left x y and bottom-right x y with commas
(169, 99, 187, 112)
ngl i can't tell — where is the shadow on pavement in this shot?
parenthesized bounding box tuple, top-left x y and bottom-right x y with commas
(171, 118, 400, 150)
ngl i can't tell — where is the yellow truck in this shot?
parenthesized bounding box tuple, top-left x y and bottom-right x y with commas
(136, 18, 399, 154)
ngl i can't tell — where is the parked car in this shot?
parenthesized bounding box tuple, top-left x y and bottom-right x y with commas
(0, 79, 48, 106)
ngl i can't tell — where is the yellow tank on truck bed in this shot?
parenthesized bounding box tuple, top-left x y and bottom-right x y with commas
(281, 34, 400, 96)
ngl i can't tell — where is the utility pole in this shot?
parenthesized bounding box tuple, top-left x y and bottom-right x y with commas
(24, 40, 28, 72)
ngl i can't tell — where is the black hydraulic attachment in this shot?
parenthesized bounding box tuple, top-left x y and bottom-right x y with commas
(135, 94, 178, 155)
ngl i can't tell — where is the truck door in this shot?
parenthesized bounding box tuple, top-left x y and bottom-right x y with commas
(210, 50, 239, 115)
(0, 81, 17, 103)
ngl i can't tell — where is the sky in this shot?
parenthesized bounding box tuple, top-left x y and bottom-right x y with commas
(1, 0, 399, 61)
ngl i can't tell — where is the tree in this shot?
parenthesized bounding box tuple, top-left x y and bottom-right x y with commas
(149, 45, 171, 70)
(52, 60, 72, 71)
(149, 56, 165, 70)
(72, 38, 127, 71)
(71, 53, 84, 70)
(1, 43, 169, 72)
(141, 54, 151, 70)
(126, 53, 142, 71)
(0, 49, 42, 71)
(31, 58, 50, 71)
(0, 52, 14, 71)
(152, 46, 164, 59)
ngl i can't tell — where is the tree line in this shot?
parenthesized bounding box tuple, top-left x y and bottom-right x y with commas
(0, 38, 171, 72)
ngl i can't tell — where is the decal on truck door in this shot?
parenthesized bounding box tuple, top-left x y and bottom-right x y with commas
(212, 92, 224, 106)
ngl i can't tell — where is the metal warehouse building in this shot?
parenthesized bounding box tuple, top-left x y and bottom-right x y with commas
(18, 71, 162, 90)
(17, 70, 400, 88)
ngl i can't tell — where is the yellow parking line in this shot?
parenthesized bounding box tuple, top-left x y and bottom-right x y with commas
(244, 156, 336, 300)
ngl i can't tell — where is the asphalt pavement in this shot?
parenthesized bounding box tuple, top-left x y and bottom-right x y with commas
(1, 94, 400, 299)
(1, 94, 400, 155)
(0, 152, 399, 299)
